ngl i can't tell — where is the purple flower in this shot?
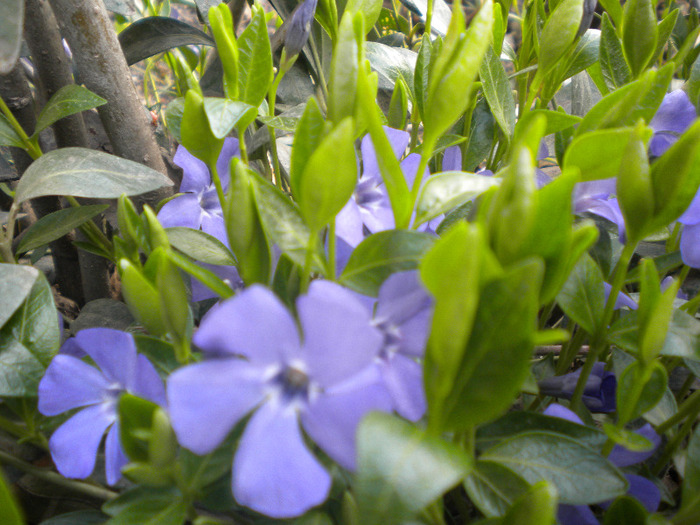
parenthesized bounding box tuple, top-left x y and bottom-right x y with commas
(603, 282, 638, 310)
(573, 178, 626, 242)
(38, 329, 166, 485)
(537, 362, 616, 413)
(677, 189, 700, 268)
(336, 127, 409, 247)
(167, 282, 393, 518)
(367, 271, 433, 421)
(649, 90, 696, 158)
(284, 0, 318, 58)
(544, 404, 661, 524)
(157, 138, 240, 245)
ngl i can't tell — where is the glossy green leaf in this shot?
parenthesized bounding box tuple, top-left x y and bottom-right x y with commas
(481, 431, 628, 505)
(165, 227, 235, 267)
(0, 264, 40, 329)
(502, 480, 558, 525)
(616, 360, 667, 425)
(251, 176, 325, 271)
(298, 119, 357, 232)
(0, 469, 23, 525)
(480, 46, 515, 138)
(622, 0, 657, 78)
(441, 259, 542, 431)
(464, 461, 530, 518)
(556, 253, 605, 334)
(367, 43, 416, 103)
(34, 85, 107, 136)
(415, 171, 499, 226)
(561, 28, 600, 81)
(16, 204, 109, 255)
(689, 53, 700, 109)
(0, 0, 23, 73)
(538, 0, 583, 76)
(15, 148, 173, 203)
(600, 14, 631, 90)
(340, 230, 436, 295)
(202, 98, 256, 139)
(0, 271, 59, 396)
(525, 110, 582, 135)
(118, 16, 214, 65)
(237, 6, 273, 107)
(355, 412, 472, 524)
(563, 128, 635, 181)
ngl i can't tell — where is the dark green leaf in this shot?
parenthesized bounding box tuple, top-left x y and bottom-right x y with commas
(0, 272, 59, 396)
(202, 98, 257, 139)
(683, 424, 700, 509)
(0, 264, 40, 329)
(118, 16, 214, 66)
(366, 42, 416, 95)
(339, 230, 436, 295)
(355, 412, 472, 525)
(480, 46, 515, 138)
(103, 485, 187, 525)
(616, 360, 667, 424)
(15, 148, 173, 203)
(16, 204, 109, 255)
(561, 28, 600, 81)
(600, 14, 631, 90)
(237, 6, 273, 108)
(0, 0, 23, 74)
(34, 85, 107, 135)
(166, 227, 236, 266)
(603, 496, 649, 525)
(481, 431, 628, 505)
(556, 253, 605, 334)
(39, 509, 108, 524)
(464, 460, 530, 518)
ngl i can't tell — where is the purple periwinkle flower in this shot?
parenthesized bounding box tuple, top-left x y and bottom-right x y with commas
(38, 329, 166, 485)
(167, 282, 393, 518)
(573, 178, 626, 242)
(544, 404, 661, 524)
(649, 90, 696, 158)
(157, 138, 240, 245)
(284, 0, 318, 58)
(677, 189, 700, 268)
(538, 362, 616, 413)
(366, 271, 433, 421)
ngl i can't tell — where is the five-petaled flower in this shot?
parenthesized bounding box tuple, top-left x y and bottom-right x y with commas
(167, 282, 394, 518)
(38, 328, 166, 485)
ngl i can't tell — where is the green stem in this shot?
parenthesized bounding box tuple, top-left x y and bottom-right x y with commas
(300, 231, 317, 293)
(267, 68, 286, 184)
(0, 415, 48, 450)
(653, 408, 698, 476)
(555, 326, 586, 375)
(656, 387, 700, 435)
(0, 96, 42, 160)
(0, 203, 20, 263)
(208, 162, 226, 208)
(65, 196, 114, 259)
(424, 0, 434, 38)
(0, 449, 118, 501)
(408, 136, 436, 218)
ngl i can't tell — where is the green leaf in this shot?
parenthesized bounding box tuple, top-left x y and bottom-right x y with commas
(683, 424, 700, 510)
(15, 148, 173, 203)
(480, 46, 515, 139)
(603, 496, 649, 525)
(649, 10, 679, 67)
(181, 90, 223, 167)
(413, 35, 431, 119)
(329, 12, 360, 124)
(36, 510, 106, 524)
(464, 461, 530, 518)
(202, 98, 256, 139)
(481, 431, 628, 504)
(525, 110, 582, 136)
(164, 98, 185, 144)
(290, 98, 325, 199)
(414, 171, 499, 226)
(564, 128, 635, 181)
(602, 423, 654, 452)
(346, 0, 383, 34)
(16, 204, 109, 255)
(119, 393, 159, 462)
(537, 0, 583, 76)
(103, 485, 187, 525)
(0, 469, 23, 525)
(0, 272, 59, 396)
(251, 175, 325, 271)
(616, 360, 667, 424)
(600, 14, 631, 90)
(355, 412, 472, 525)
(119, 259, 167, 336)
(297, 119, 357, 232)
(556, 253, 605, 334)
(598, 0, 622, 27)
(0, 264, 40, 329)
(388, 75, 409, 130)
(34, 85, 107, 136)
(0, 0, 23, 74)
(340, 230, 436, 295)
(621, 0, 657, 78)
(441, 259, 543, 431)
(237, 6, 273, 108)
(366, 42, 417, 97)
(561, 28, 600, 81)
(166, 227, 236, 266)
(0, 114, 24, 148)
(167, 250, 235, 300)
(501, 480, 558, 525)
(118, 16, 214, 65)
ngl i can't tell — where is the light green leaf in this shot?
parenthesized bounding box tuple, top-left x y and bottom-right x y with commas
(356, 412, 472, 525)
(0, 264, 40, 329)
(329, 12, 360, 124)
(15, 148, 173, 203)
(237, 6, 273, 108)
(563, 128, 635, 181)
(16, 204, 109, 255)
(166, 227, 236, 266)
(621, 0, 657, 78)
(480, 46, 515, 138)
(556, 253, 605, 334)
(34, 85, 107, 136)
(0, 469, 22, 525)
(0, 114, 24, 148)
(538, 0, 583, 75)
(202, 98, 256, 138)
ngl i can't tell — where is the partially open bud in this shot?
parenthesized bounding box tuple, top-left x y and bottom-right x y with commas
(284, 0, 319, 60)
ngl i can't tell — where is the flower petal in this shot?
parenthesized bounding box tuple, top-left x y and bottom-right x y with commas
(167, 359, 266, 454)
(216, 137, 240, 190)
(649, 90, 696, 135)
(39, 355, 111, 416)
(442, 146, 462, 171)
(200, 212, 228, 245)
(191, 263, 243, 302)
(49, 404, 115, 480)
(557, 504, 599, 525)
(336, 199, 366, 247)
(681, 223, 700, 268)
(543, 403, 584, 424)
(401, 153, 428, 189)
(624, 474, 661, 512)
(376, 271, 432, 327)
(298, 281, 382, 387)
(75, 329, 138, 389)
(379, 354, 426, 421)
(233, 402, 331, 519)
(302, 366, 393, 470)
(104, 422, 128, 486)
(174, 146, 210, 193)
(156, 194, 204, 230)
(361, 127, 410, 180)
(134, 354, 167, 406)
(193, 285, 300, 362)
(679, 189, 700, 225)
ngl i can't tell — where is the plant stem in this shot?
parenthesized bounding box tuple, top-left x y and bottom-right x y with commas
(657, 387, 700, 435)
(0, 96, 42, 159)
